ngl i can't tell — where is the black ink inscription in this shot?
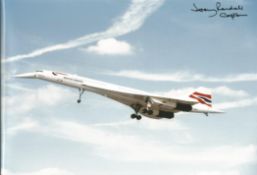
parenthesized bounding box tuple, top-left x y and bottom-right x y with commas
(191, 2, 248, 19)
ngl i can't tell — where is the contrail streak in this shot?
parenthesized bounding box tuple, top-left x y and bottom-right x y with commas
(3, 0, 164, 63)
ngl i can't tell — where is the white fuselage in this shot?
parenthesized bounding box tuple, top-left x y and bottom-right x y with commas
(15, 70, 223, 119)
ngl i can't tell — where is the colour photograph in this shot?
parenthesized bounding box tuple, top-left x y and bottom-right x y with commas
(1, 0, 257, 175)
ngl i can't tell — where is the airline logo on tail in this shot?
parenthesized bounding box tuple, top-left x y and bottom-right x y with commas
(189, 91, 212, 107)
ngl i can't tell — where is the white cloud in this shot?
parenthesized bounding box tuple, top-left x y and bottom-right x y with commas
(7, 117, 39, 135)
(108, 70, 257, 82)
(92, 118, 192, 143)
(85, 38, 133, 55)
(2, 168, 74, 175)
(212, 86, 249, 98)
(2, 168, 241, 175)
(24, 119, 256, 166)
(3, 0, 164, 62)
(3, 84, 75, 115)
(141, 117, 188, 130)
(5, 83, 33, 92)
(92, 120, 135, 127)
(215, 97, 257, 110)
(173, 170, 240, 175)
(155, 86, 249, 99)
(93, 118, 187, 131)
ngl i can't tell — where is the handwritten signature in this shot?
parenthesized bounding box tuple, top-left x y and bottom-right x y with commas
(191, 2, 248, 19)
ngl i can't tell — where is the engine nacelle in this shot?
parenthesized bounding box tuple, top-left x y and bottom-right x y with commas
(158, 111, 174, 119)
(175, 103, 192, 112)
(139, 108, 175, 119)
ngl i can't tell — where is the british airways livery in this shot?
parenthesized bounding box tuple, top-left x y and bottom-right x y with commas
(15, 70, 224, 120)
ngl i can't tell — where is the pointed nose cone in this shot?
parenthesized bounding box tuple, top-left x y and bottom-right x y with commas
(14, 72, 37, 78)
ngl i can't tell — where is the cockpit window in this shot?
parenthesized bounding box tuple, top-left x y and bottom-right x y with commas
(52, 72, 67, 76)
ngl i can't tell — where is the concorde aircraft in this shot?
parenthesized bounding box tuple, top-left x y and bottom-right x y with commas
(15, 70, 224, 120)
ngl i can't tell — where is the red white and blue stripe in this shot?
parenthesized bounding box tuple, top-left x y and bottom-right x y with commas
(189, 91, 212, 107)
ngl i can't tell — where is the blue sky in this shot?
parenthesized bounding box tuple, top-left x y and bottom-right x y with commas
(2, 0, 257, 175)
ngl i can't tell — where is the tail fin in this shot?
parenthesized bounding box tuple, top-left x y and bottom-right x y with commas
(189, 89, 212, 107)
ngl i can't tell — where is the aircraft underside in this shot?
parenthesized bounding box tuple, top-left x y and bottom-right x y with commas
(76, 88, 177, 120)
